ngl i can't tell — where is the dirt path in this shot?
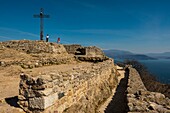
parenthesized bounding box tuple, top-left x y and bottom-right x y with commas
(98, 66, 129, 113)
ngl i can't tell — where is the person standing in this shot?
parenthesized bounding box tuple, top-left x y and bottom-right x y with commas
(57, 37, 60, 43)
(46, 34, 49, 42)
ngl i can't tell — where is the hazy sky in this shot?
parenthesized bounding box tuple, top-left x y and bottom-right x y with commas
(0, 0, 170, 53)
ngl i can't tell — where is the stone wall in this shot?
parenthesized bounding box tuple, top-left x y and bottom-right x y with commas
(0, 55, 75, 69)
(76, 46, 108, 62)
(126, 66, 170, 113)
(84, 46, 105, 56)
(64, 44, 82, 54)
(1, 40, 67, 54)
(18, 59, 119, 113)
(64, 44, 108, 62)
(0, 40, 75, 68)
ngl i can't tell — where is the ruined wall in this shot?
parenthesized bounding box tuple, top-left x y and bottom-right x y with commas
(18, 59, 119, 113)
(0, 40, 75, 68)
(126, 66, 170, 113)
(76, 46, 108, 62)
(1, 40, 67, 54)
(84, 46, 105, 57)
(64, 44, 82, 54)
(63, 45, 108, 62)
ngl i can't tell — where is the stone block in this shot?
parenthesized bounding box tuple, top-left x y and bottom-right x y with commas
(35, 88, 53, 96)
(58, 92, 65, 99)
(20, 73, 28, 80)
(37, 75, 53, 85)
(25, 89, 36, 98)
(0, 61, 5, 66)
(149, 102, 168, 112)
(18, 95, 26, 101)
(19, 88, 25, 96)
(19, 80, 28, 89)
(36, 78, 44, 85)
(32, 85, 45, 90)
(18, 100, 28, 107)
(26, 77, 36, 85)
(20, 88, 35, 98)
(29, 93, 58, 110)
(29, 97, 44, 109)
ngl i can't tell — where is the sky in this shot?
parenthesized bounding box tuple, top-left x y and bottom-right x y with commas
(0, 0, 170, 53)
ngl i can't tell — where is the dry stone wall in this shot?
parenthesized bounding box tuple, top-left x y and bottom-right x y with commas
(18, 59, 119, 113)
(126, 66, 170, 113)
(64, 44, 82, 54)
(0, 55, 75, 69)
(0, 40, 75, 68)
(1, 40, 67, 54)
(76, 46, 108, 62)
(64, 44, 108, 62)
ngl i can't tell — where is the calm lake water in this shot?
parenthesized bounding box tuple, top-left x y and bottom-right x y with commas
(140, 59, 170, 84)
(115, 59, 170, 84)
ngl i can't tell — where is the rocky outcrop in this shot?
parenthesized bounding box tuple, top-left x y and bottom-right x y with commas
(18, 59, 119, 113)
(126, 66, 170, 113)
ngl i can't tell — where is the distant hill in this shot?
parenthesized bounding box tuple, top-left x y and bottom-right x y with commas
(103, 49, 156, 60)
(147, 52, 170, 59)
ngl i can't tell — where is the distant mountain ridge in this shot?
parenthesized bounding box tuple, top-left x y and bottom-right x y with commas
(147, 52, 170, 59)
(103, 49, 157, 60)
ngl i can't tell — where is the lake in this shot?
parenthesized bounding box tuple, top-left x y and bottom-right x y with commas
(140, 59, 170, 84)
(114, 59, 170, 84)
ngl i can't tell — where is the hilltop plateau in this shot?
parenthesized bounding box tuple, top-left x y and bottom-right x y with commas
(0, 40, 169, 113)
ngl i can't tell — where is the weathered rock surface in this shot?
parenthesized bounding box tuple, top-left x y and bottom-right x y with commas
(126, 66, 170, 113)
(18, 59, 119, 113)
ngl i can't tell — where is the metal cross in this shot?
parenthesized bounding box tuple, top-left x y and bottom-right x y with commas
(33, 8, 50, 41)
